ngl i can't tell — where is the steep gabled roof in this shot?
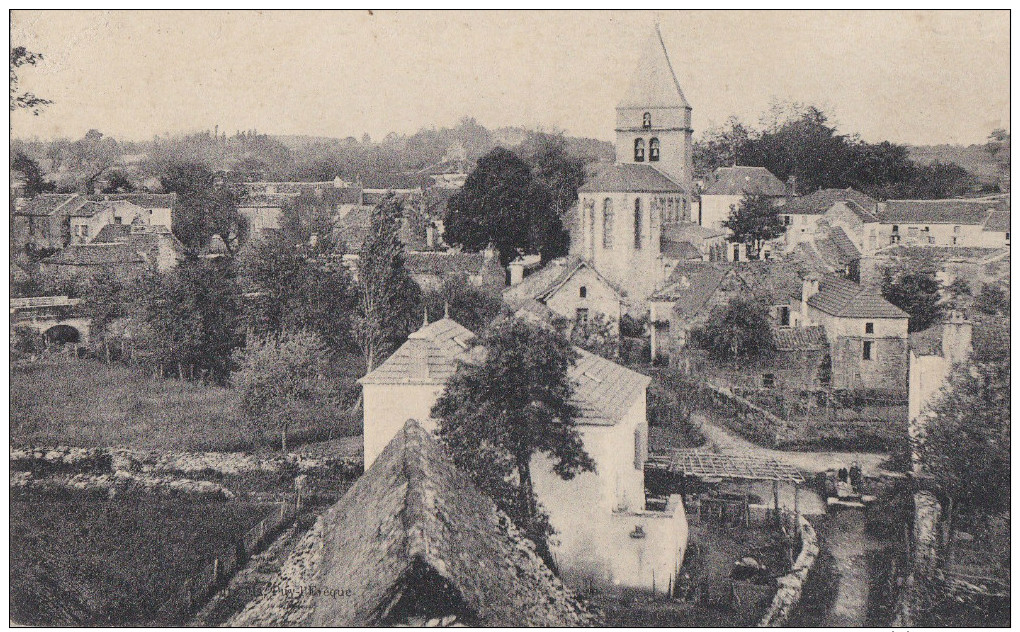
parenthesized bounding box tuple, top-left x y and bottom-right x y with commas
(651, 262, 729, 317)
(570, 349, 651, 426)
(67, 200, 111, 218)
(702, 166, 786, 197)
(617, 25, 690, 110)
(878, 198, 1003, 225)
(828, 226, 862, 262)
(578, 163, 685, 194)
(359, 318, 480, 386)
(92, 223, 133, 243)
(783, 188, 877, 215)
(503, 257, 622, 309)
(807, 275, 907, 319)
(312, 420, 596, 626)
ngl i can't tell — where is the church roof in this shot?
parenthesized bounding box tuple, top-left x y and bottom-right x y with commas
(578, 163, 685, 194)
(617, 25, 691, 110)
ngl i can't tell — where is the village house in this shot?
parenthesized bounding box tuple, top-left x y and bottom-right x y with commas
(40, 223, 186, 282)
(359, 316, 688, 596)
(981, 208, 1011, 248)
(778, 188, 878, 249)
(803, 275, 909, 393)
(790, 223, 863, 283)
(403, 248, 505, 293)
(876, 196, 1009, 249)
(308, 420, 597, 627)
(698, 165, 788, 257)
(502, 257, 624, 334)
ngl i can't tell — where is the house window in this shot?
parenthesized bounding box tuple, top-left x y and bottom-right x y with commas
(649, 138, 660, 161)
(114, 217, 123, 225)
(733, 244, 740, 261)
(576, 308, 589, 325)
(863, 340, 873, 361)
(763, 373, 776, 388)
(602, 199, 614, 248)
(779, 306, 790, 326)
(642, 112, 652, 129)
(634, 138, 645, 162)
(892, 225, 899, 232)
(633, 198, 643, 249)
(952, 237, 958, 245)
(865, 322, 874, 334)
(928, 236, 936, 244)
(953, 225, 960, 233)
(783, 215, 792, 225)
(579, 286, 587, 298)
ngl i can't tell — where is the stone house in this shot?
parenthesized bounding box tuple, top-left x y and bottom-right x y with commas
(803, 275, 909, 393)
(778, 188, 878, 249)
(876, 197, 1008, 249)
(698, 166, 788, 243)
(981, 209, 1011, 248)
(309, 420, 597, 627)
(40, 224, 186, 282)
(502, 257, 624, 335)
(359, 316, 688, 596)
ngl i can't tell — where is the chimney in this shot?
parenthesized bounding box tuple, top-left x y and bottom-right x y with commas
(483, 242, 496, 262)
(941, 311, 973, 364)
(786, 175, 798, 198)
(426, 223, 436, 249)
(509, 260, 525, 286)
(801, 276, 820, 321)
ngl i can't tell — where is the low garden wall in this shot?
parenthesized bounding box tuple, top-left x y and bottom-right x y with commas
(757, 514, 819, 627)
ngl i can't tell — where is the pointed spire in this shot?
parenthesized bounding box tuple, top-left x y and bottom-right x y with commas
(617, 22, 690, 110)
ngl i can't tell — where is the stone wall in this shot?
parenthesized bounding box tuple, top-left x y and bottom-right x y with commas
(757, 514, 819, 627)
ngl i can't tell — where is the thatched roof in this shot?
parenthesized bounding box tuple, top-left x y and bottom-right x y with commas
(311, 420, 597, 626)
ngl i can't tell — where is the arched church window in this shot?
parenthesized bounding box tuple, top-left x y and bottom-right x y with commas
(634, 138, 645, 162)
(649, 138, 660, 162)
(602, 198, 614, 249)
(642, 112, 652, 129)
(634, 198, 643, 249)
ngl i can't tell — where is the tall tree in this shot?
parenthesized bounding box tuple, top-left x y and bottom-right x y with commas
(353, 194, 421, 372)
(10, 46, 51, 114)
(692, 297, 776, 361)
(722, 193, 785, 259)
(160, 161, 247, 253)
(237, 230, 355, 351)
(431, 317, 595, 562)
(881, 261, 944, 332)
(10, 151, 55, 196)
(444, 147, 564, 266)
(101, 170, 136, 193)
(232, 330, 340, 451)
(421, 275, 503, 335)
(67, 129, 120, 193)
(137, 257, 241, 382)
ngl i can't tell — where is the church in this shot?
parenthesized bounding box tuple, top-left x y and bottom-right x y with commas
(572, 25, 698, 312)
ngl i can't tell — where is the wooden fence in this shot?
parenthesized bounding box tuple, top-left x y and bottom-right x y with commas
(158, 501, 297, 623)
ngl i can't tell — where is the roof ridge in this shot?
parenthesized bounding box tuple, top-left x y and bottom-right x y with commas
(400, 421, 438, 568)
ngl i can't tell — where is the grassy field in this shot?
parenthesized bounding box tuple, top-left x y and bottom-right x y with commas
(11, 357, 362, 451)
(10, 491, 272, 625)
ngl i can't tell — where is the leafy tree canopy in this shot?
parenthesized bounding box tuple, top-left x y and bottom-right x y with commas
(160, 161, 248, 254)
(10, 46, 51, 114)
(692, 297, 776, 361)
(881, 261, 944, 332)
(722, 193, 785, 258)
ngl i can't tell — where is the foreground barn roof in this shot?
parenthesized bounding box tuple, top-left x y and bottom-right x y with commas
(359, 318, 479, 386)
(311, 419, 596, 626)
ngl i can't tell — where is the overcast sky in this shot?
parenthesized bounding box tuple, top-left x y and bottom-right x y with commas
(10, 10, 1010, 146)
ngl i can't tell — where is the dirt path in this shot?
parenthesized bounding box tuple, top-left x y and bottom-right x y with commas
(690, 411, 890, 476)
(823, 509, 870, 627)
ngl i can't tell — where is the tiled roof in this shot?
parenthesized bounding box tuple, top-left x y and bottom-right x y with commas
(790, 241, 836, 276)
(732, 260, 807, 304)
(617, 26, 690, 110)
(660, 239, 703, 260)
(828, 226, 861, 262)
(783, 188, 877, 215)
(773, 325, 828, 351)
(88, 193, 177, 209)
(835, 200, 880, 223)
(650, 262, 729, 316)
(359, 318, 479, 385)
(92, 223, 133, 243)
(661, 222, 727, 242)
(807, 275, 907, 319)
(578, 163, 685, 193)
(569, 349, 651, 426)
(16, 193, 87, 216)
(702, 166, 786, 197)
(67, 200, 110, 218)
(238, 192, 297, 208)
(878, 198, 1004, 225)
(41, 243, 146, 266)
(405, 251, 495, 276)
(312, 420, 596, 626)
(983, 210, 1010, 232)
(503, 257, 621, 308)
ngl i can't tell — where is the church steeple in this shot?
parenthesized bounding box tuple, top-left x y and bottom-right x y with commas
(614, 23, 694, 204)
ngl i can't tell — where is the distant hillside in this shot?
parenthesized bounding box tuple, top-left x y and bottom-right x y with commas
(907, 144, 1000, 183)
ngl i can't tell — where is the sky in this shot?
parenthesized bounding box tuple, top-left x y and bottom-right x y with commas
(10, 10, 1011, 146)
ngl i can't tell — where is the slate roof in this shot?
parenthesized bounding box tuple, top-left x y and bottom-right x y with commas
(570, 348, 651, 426)
(503, 257, 621, 309)
(782, 188, 877, 215)
(578, 163, 685, 193)
(617, 26, 690, 110)
(661, 222, 727, 242)
(702, 166, 786, 197)
(983, 210, 1010, 232)
(312, 420, 596, 626)
(359, 318, 479, 386)
(404, 251, 493, 276)
(660, 239, 703, 260)
(773, 325, 828, 351)
(807, 275, 907, 319)
(878, 199, 1004, 225)
(41, 243, 146, 266)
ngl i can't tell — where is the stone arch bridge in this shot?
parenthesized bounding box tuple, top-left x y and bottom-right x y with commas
(10, 296, 92, 346)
